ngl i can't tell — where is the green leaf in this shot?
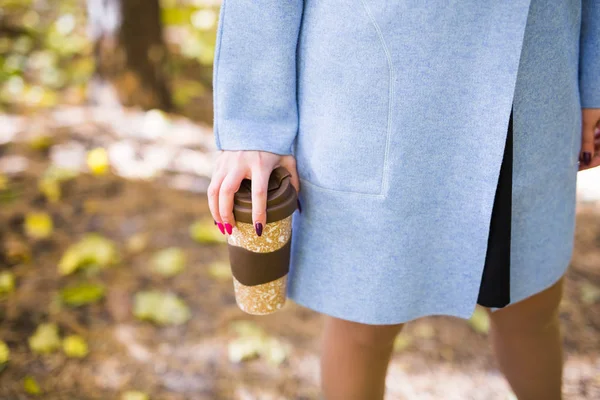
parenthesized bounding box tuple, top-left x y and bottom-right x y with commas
(468, 307, 490, 334)
(58, 234, 119, 275)
(24, 212, 53, 240)
(121, 391, 150, 400)
(0, 271, 16, 294)
(133, 291, 191, 326)
(60, 283, 105, 306)
(23, 376, 42, 395)
(62, 335, 88, 358)
(28, 323, 61, 354)
(189, 219, 226, 244)
(151, 247, 186, 277)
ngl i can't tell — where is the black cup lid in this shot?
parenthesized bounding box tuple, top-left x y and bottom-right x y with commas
(232, 166, 298, 224)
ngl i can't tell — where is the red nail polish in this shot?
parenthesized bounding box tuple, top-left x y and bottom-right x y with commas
(255, 222, 263, 237)
(217, 222, 225, 235)
(225, 223, 233, 235)
(297, 198, 302, 214)
(583, 151, 592, 165)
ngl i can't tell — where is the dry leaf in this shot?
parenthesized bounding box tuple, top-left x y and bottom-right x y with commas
(28, 323, 61, 354)
(24, 212, 53, 239)
(62, 335, 89, 358)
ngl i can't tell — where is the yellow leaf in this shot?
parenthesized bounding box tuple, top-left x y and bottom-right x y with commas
(228, 320, 265, 338)
(23, 376, 42, 395)
(189, 218, 226, 244)
(207, 260, 232, 281)
(260, 336, 290, 367)
(62, 335, 88, 358)
(0, 173, 7, 190)
(0, 271, 15, 294)
(0, 340, 10, 364)
(133, 291, 191, 326)
(393, 334, 412, 352)
(126, 233, 149, 254)
(58, 234, 119, 275)
(121, 391, 150, 400)
(24, 212, 53, 239)
(38, 178, 61, 203)
(28, 135, 53, 151)
(28, 323, 61, 354)
(468, 307, 490, 334)
(60, 283, 105, 306)
(227, 336, 263, 363)
(151, 247, 186, 277)
(86, 147, 110, 176)
(580, 282, 600, 305)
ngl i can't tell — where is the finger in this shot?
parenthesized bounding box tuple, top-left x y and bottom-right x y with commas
(219, 167, 247, 235)
(580, 116, 598, 166)
(207, 170, 226, 234)
(280, 157, 301, 195)
(251, 166, 271, 237)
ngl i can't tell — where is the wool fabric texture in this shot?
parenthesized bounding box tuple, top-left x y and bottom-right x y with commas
(213, 0, 600, 324)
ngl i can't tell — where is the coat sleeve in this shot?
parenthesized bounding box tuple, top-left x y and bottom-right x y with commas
(580, 0, 600, 108)
(212, 0, 304, 156)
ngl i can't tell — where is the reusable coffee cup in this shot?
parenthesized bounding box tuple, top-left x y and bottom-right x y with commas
(227, 166, 298, 315)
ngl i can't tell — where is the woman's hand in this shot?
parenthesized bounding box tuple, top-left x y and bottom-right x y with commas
(579, 108, 600, 171)
(208, 150, 300, 236)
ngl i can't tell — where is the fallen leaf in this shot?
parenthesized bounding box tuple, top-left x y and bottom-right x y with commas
(0, 271, 15, 294)
(42, 165, 78, 182)
(121, 390, 150, 400)
(23, 376, 42, 395)
(28, 135, 53, 151)
(228, 336, 263, 363)
(60, 283, 105, 306)
(151, 247, 186, 277)
(580, 282, 600, 305)
(133, 291, 191, 325)
(393, 334, 412, 352)
(24, 212, 53, 239)
(28, 323, 61, 354)
(260, 336, 290, 367)
(58, 234, 119, 275)
(207, 260, 232, 281)
(62, 335, 88, 358)
(87, 147, 110, 176)
(189, 218, 226, 244)
(468, 306, 490, 334)
(228, 320, 265, 337)
(126, 233, 149, 254)
(0, 340, 10, 365)
(0, 173, 7, 190)
(38, 178, 61, 203)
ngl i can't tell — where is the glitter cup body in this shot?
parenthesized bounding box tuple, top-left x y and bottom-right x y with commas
(227, 166, 298, 316)
(227, 215, 293, 315)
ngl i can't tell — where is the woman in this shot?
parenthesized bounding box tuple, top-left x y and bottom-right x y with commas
(209, 1, 600, 399)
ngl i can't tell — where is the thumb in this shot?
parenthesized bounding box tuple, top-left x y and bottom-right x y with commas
(279, 156, 301, 195)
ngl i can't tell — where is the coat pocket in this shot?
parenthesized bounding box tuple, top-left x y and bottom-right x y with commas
(294, 0, 393, 196)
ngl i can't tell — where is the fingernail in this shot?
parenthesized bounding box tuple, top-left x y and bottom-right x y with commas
(214, 219, 217, 225)
(217, 222, 225, 235)
(583, 151, 592, 165)
(255, 222, 263, 237)
(225, 223, 233, 235)
(297, 198, 302, 214)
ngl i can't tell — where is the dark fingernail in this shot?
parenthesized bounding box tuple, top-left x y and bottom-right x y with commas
(225, 223, 233, 235)
(217, 222, 225, 235)
(255, 222, 263, 237)
(297, 198, 302, 214)
(214, 219, 217, 225)
(583, 151, 592, 165)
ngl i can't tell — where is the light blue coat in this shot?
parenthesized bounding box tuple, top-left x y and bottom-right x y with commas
(213, 0, 600, 324)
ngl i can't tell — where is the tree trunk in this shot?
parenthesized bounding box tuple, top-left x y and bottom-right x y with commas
(86, 0, 173, 110)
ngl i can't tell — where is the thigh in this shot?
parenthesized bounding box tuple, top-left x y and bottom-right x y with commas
(484, 276, 565, 333)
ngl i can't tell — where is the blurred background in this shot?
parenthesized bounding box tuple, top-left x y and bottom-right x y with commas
(0, 0, 599, 399)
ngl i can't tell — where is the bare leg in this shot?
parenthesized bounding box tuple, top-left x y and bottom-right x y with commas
(320, 315, 404, 400)
(485, 276, 565, 400)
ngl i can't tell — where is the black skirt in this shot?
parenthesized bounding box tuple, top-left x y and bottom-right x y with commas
(476, 107, 513, 308)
